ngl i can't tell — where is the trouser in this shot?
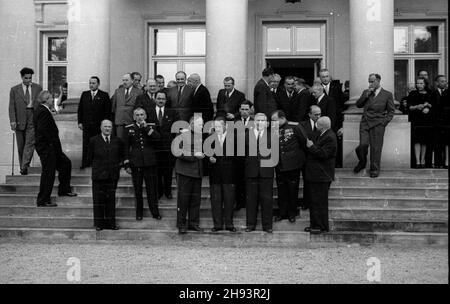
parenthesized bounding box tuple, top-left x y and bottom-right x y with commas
(176, 174, 202, 228)
(235, 157, 246, 208)
(92, 178, 118, 228)
(276, 168, 300, 218)
(355, 123, 386, 173)
(210, 183, 235, 229)
(335, 135, 343, 168)
(15, 109, 35, 171)
(246, 177, 273, 230)
(156, 152, 174, 198)
(36, 147, 72, 205)
(433, 124, 449, 167)
(81, 124, 100, 168)
(131, 166, 159, 218)
(307, 181, 331, 231)
(116, 125, 127, 143)
(301, 168, 310, 209)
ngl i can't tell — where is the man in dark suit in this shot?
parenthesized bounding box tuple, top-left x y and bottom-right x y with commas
(77, 76, 111, 169)
(9, 67, 42, 175)
(34, 91, 77, 207)
(167, 71, 194, 122)
(245, 113, 277, 233)
(124, 108, 161, 221)
(294, 77, 314, 122)
(135, 78, 159, 118)
(146, 91, 179, 200)
(111, 73, 142, 141)
(299, 105, 322, 211)
(310, 84, 337, 130)
(233, 101, 253, 211)
(304, 116, 337, 234)
(271, 110, 307, 223)
(188, 74, 214, 123)
(319, 69, 345, 168)
(174, 115, 205, 234)
(432, 75, 449, 168)
(354, 73, 395, 178)
(207, 117, 237, 232)
(254, 67, 277, 119)
(216, 76, 246, 120)
(155, 74, 166, 93)
(88, 119, 124, 231)
(276, 76, 302, 122)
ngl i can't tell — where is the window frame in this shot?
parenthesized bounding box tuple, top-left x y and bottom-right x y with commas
(42, 31, 68, 93)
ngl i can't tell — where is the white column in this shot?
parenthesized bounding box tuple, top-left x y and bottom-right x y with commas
(205, 0, 248, 100)
(67, 0, 111, 98)
(0, 0, 36, 168)
(349, 0, 394, 102)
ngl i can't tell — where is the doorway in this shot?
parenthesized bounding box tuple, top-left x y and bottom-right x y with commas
(266, 58, 322, 86)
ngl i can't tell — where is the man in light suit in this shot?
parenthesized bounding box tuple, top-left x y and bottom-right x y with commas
(167, 71, 194, 122)
(354, 73, 395, 178)
(9, 67, 42, 175)
(254, 67, 276, 119)
(111, 73, 142, 142)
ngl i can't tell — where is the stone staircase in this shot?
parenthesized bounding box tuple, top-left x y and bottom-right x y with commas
(0, 167, 447, 247)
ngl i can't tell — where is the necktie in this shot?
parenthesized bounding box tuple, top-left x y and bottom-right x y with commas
(105, 136, 110, 144)
(91, 91, 95, 100)
(177, 86, 182, 104)
(226, 91, 230, 100)
(158, 107, 163, 125)
(313, 123, 317, 132)
(25, 85, 31, 108)
(125, 89, 130, 100)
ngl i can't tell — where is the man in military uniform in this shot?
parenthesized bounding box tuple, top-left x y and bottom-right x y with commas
(124, 107, 161, 220)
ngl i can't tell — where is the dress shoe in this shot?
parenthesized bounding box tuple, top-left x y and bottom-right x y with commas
(288, 216, 296, 223)
(369, 172, 379, 178)
(165, 193, 173, 199)
(111, 226, 119, 230)
(188, 226, 203, 232)
(274, 216, 284, 222)
(136, 216, 143, 221)
(304, 227, 311, 232)
(179, 227, 187, 234)
(226, 227, 237, 232)
(95, 226, 103, 231)
(37, 202, 50, 207)
(310, 228, 322, 234)
(152, 214, 162, 220)
(263, 228, 273, 233)
(20, 169, 28, 175)
(353, 164, 365, 174)
(245, 227, 255, 232)
(211, 227, 223, 232)
(58, 192, 77, 197)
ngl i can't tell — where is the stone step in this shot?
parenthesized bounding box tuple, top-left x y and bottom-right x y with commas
(0, 216, 446, 232)
(0, 184, 447, 198)
(27, 167, 449, 178)
(5, 174, 449, 187)
(0, 227, 447, 247)
(0, 205, 446, 221)
(0, 194, 447, 209)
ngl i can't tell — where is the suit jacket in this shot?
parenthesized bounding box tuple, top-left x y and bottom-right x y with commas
(34, 104, 62, 154)
(216, 88, 246, 119)
(254, 78, 277, 118)
(312, 95, 337, 130)
(433, 89, 449, 124)
(167, 85, 194, 122)
(208, 133, 236, 184)
(111, 86, 141, 125)
(297, 88, 314, 122)
(89, 134, 124, 181)
(276, 89, 302, 122)
(147, 107, 179, 153)
(135, 92, 156, 120)
(191, 84, 214, 122)
(356, 88, 395, 128)
(304, 129, 337, 183)
(245, 128, 275, 179)
(174, 130, 204, 178)
(77, 90, 111, 126)
(277, 123, 307, 172)
(9, 83, 43, 131)
(300, 119, 320, 142)
(323, 81, 344, 129)
(124, 123, 160, 167)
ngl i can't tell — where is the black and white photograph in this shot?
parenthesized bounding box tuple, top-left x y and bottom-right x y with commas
(0, 0, 448, 289)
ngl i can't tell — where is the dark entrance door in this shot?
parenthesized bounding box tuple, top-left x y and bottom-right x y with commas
(266, 58, 321, 87)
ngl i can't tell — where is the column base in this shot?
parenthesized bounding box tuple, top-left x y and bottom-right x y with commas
(343, 114, 411, 169)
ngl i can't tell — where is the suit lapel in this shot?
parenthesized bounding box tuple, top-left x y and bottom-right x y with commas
(17, 85, 26, 104)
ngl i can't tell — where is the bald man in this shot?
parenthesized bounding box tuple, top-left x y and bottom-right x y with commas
(188, 73, 214, 123)
(111, 73, 142, 141)
(304, 116, 337, 234)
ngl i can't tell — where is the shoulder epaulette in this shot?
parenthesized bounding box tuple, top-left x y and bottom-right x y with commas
(125, 124, 134, 128)
(288, 121, 299, 126)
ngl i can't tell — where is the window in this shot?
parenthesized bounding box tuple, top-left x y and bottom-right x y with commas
(149, 25, 206, 83)
(42, 33, 67, 95)
(394, 22, 446, 100)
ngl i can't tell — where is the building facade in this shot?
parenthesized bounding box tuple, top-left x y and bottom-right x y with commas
(0, 0, 447, 169)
